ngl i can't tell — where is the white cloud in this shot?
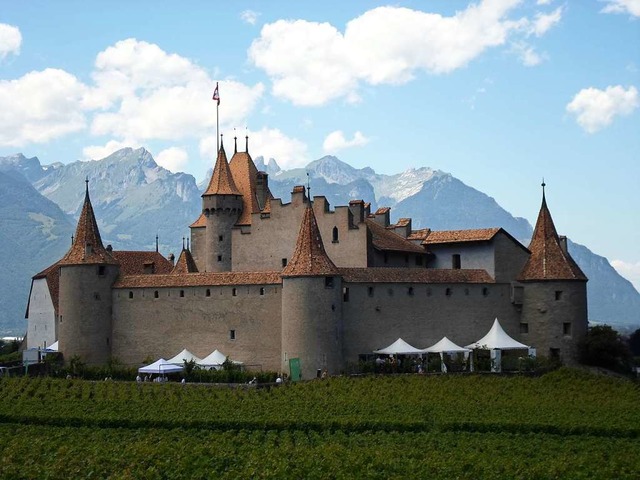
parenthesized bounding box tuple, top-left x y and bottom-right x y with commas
(82, 139, 140, 160)
(0, 68, 88, 146)
(601, 0, 640, 17)
(0, 23, 21, 59)
(248, 1, 556, 106)
(200, 127, 308, 169)
(323, 130, 370, 153)
(155, 147, 189, 172)
(611, 260, 640, 292)
(531, 7, 563, 36)
(537, 0, 553, 4)
(241, 10, 260, 25)
(511, 42, 546, 66)
(566, 85, 639, 133)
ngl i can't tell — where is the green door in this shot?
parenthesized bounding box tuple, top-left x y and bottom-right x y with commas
(289, 358, 302, 382)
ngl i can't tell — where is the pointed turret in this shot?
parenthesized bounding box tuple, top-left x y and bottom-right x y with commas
(59, 180, 117, 266)
(282, 202, 338, 277)
(518, 186, 586, 281)
(203, 140, 240, 196)
(172, 248, 199, 274)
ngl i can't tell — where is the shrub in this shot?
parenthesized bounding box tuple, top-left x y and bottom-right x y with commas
(578, 325, 632, 372)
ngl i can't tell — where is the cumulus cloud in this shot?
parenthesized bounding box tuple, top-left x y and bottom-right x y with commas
(511, 42, 545, 66)
(611, 259, 640, 292)
(156, 147, 189, 172)
(249, 1, 559, 106)
(0, 68, 88, 146)
(566, 85, 639, 133)
(199, 127, 308, 169)
(601, 0, 640, 17)
(0, 23, 21, 59)
(241, 10, 260, 25)
(323, 130, 370, 153)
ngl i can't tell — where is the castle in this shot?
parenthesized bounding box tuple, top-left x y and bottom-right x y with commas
(25, 137, 588, 378)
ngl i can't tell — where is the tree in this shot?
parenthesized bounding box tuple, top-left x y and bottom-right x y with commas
(628, 328, 640, 357)
(577, 325, 632, 372)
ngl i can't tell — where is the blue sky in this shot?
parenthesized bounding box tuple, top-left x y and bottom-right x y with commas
(1, 0, 639, 289)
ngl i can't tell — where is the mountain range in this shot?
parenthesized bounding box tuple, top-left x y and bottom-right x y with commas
(0, 149, 638, 336)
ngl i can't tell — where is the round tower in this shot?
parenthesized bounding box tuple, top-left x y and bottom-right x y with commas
(201, 139, 243, 272)
(57, 181, 120, 365)
(517, 184, 588, 363)
(281, 201, 344, 379)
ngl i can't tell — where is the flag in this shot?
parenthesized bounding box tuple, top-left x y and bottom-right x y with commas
(212, 82, 220, 105)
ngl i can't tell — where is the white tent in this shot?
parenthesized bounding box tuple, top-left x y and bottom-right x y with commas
(465, 318, 531, 372)
(374, 338, 424, 355)
(138, 358, 184, 374)
(47, 341, 59, 351)
(167, 348, 202, 365)
(421, 337, 470, 373)
(198, 349, 228, 367)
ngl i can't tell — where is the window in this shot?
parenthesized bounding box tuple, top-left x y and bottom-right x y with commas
(415, 256, 423, 266)
(343, 287, 350, 302)
(229, 329, 236, 340)
(520, 323, 529, 334)
(555, 291, 563, 301)
(217, 255, 222, 262)
(94, 292, 100, 300)
(332, 226, 339, 243)
(282, 258, 288, 267)
(408, 287, 414, 296)
(205, 289, 211, 297)
(180, 290, 185, 298)
(154, 291, 159, 299)
(232, 288, 237, 296)
(325, 277, 334, 288)
(260, 287, 265, 296)
(482, 287, 489, 297)
(452, 254, 461, 269)
(563, 322, 572, 336)
(445, 287, 452, 296)
(368, 286, 374, 297)
(405, 254, 409, 263)
(550, 348, 560, 359)
(98, 265, 106, 276)
(106, 337, 109, 346)
(383, 252, 389, 264)
(128, 291, 133, 299)
(218, 235, 223, 242)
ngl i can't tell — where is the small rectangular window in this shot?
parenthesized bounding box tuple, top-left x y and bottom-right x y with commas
(180, 290, 185, 297)
(232, 288, 237, 296)
(325, 277, 334, 288)
(408, 287, 414, 296)
(98, 265, 106, 276)
(217, 255, 223, 262)
(563, 322, 572, 336)
(128, 291, 133, 299)
(282, 258, 288, 267)
(452, 254, 461, 269)
(367, 286, 374, 297)
(260, 287, 265, 296)
(218, 235, 224, 242)
(229, 329, 236, 340)
(154, 291, 159, 299)
(520, 323, 529, 334)
(445, 287, 452, 296)
(206, 289, 211, 297)
(343, 287, 349, 302)
(94, 292, 100, 300)
(555, 291, 563, 301)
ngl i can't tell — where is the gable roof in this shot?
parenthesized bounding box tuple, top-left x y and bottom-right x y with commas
(203, 144, 241, 196)
(423, 228, 501, 244)
(518, 194, 587, 282)
(229, 151, 271, 226)
(111, 251, 173, 275)
(282, 203, 339, 277)
(171, 248, 199, 274)
(365, 219, 425, 254)
(58, 183, 118, 266)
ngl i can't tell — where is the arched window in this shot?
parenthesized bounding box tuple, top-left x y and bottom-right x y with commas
(332, 226, 339, 243)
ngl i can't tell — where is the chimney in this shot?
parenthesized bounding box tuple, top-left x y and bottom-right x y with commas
(348, 200, 364, 224)
(559, 235, 568, 255)
(168, 253, 175, 265)
(291, 185, 307, 206)
(256, 171, 269, 210)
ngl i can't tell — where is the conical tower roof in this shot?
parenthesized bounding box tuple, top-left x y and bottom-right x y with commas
(59, 181, 117, 265)
(172, 248, 199, 274)
(282, 202, 338, 277)
(203, 142, 241, 196)
(518, 188, 586, 282)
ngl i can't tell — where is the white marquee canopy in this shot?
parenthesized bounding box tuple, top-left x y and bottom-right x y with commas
(138, 358, 184, 374)
(421, 337, 470, 354)
(465, 318, 530, 350)
(374, 338, 424, 355)
(167, 349, 202, 365)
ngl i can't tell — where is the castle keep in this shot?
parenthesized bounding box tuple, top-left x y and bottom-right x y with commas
(26, 139, 588, 378)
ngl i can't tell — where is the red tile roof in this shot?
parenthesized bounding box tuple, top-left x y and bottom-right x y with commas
(111, 251, 174, 275)
(365, 219, 425, 253)
(59, 185, 118, 266)
(422, 228, 501, 245)
(114, 271, 282, 288)
(203, 145, 241, 196)
(229, 151, 270, 226)
(171, 249, 199, 274)
(339, 267, 494, 284)
(189, 212, 206, 228)
(282, 203, 339, 277)
(374, 207, 390, 215)
(407, 228, 431, 241)
(518, 195, 587, 282)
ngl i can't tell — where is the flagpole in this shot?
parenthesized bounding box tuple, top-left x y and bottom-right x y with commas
(216, 100, 219, 154)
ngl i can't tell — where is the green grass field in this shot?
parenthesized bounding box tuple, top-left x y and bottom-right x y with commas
(0, 368, 638, 479)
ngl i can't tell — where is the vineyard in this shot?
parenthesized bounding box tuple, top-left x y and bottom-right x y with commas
(0, 368, 638, 479)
